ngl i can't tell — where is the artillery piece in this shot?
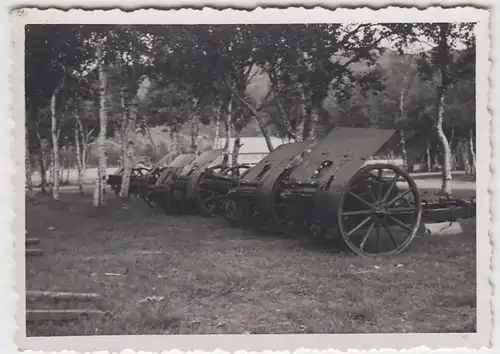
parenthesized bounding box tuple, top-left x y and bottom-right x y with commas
(225, 127, 476, 257)
(106, 153, 196, 204)
(147, 148, 252, 215)
(106, 162, 152, 197)
(141, 153, 197, 207)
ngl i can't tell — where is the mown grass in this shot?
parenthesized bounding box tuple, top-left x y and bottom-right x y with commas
(25, 190, 476, 336)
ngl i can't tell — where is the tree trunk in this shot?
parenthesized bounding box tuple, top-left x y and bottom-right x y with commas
(224, 98, 232, 155)
(37, 149, 47, 193)
(225, 83, 275, 151)
(93, 42, 108, 207)
(434, 23, 453, 196)
(59, 151, 65, 184)
(426, 142, 431, 172)
(119, 89, 128, 168)
(400, 130, 409, 170)
(459, 139, 472, 176)
(119, 100, 138, 198)
(397, 83, 409, 170)
(168, 124, 181, 158)
(48, 150, 55, 187)
(65, 162, 70, 184)
(25, 129, 34, 198)
(296, 84, 307, 142)
(74, 122, 84, 195)
(50, 80, 64, 200)
(81, 128, 92, 175)
(190, 117, 199, 153)
(145, 127, 157, 161)
(59, 146, 67, 184)
(435, 85, 452, 196)
(305, 105, 319, 141)
(213, 105, 221, 147)
(469, 128, 476, 178)
(232, 131, 242, 167)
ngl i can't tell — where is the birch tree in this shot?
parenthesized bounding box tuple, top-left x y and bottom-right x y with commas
(93, 38, 108, 206)
(25, 124, 34, 198)
(49, 69, 71, 200)
(416, 22, 475, 196)
(25, 24, 91, 198)
(119, 75, 151, 197)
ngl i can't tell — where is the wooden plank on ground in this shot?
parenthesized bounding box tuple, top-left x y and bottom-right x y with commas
(26, 309, 106, 322)
(26, 291, 102, 302)
(25, 238, 40, 245)
(25, 249, 43, 257)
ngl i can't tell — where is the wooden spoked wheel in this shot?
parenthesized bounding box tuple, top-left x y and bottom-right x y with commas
(195, 164, 250, 217)
(195, 169, 229, 217)
(149, 170, 177, 214)
(131, 167, 151, 178)
(337, 163, 422, 257)
(141, 168, 165, 208)
(142, 178, 157, 208)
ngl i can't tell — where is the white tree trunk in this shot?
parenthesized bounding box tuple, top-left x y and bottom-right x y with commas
(74, 122, 84, 194)
(296, 85, 307, 142)
(469, 129, 476, 178)
(119, 90, 128, 168)
(119, 101, 138, 198)
(232, 133, 242, 166)
(398, 85, 409, 169)
(93, 42, 108, 207)
(48, 149, 55, 187)
(37, 153, 46, 192)
(435, 86, 452, 196)
(213, 106, 221, 147)
(426, 142, 431, 172)
(307, 105, 319, 141)
(25, 129, 34, 198)
(50, 83, 63, 200)
(190, 117, 200, 153)
(225, 82, 274, 151)
(224, 98, 232, 155)
(81, 128, 92, 174)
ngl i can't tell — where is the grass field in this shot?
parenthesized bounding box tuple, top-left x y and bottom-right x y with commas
(25, 189, 476, 336)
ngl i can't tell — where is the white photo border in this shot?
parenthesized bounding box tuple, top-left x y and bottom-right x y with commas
(5, 4, 495, 353)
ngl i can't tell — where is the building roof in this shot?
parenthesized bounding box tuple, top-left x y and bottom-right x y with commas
(213, 136, 286, 154)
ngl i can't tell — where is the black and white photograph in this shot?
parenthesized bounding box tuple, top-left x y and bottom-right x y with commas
(11, 6, 491, 353)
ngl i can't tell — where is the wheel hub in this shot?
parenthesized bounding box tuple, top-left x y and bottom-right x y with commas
(373, 202, 387, 216)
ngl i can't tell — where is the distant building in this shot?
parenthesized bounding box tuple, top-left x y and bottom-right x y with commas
(214, 136, 287, 165)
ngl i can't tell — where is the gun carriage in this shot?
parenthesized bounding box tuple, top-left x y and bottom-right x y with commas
(141, 153, 197, 207)
(147, 149, 252, 215)
(106, 162, 152, 197)
(225, 127, 476, 257)
(106, 153, 197, 206)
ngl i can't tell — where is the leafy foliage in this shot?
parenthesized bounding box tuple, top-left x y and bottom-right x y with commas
(25, 23, 476, 169)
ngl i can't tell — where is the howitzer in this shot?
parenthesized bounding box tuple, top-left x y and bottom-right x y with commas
(106, 164, 152, 196)
(141, 153, 197, 208)
(147, 149, 251, 215)
(106, 153, 196, 206)
(226, 127, 476, 257)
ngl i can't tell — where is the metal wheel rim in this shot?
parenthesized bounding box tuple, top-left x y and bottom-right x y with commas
(337, 163, 422, 257)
